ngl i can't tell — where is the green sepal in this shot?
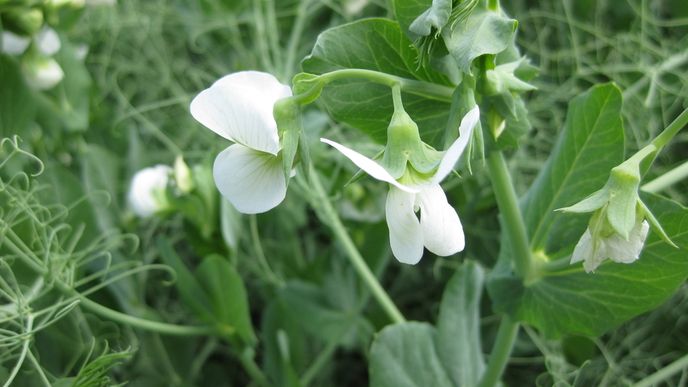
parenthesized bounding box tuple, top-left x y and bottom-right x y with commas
(274, 98, 302, 184)
(557, 187, 608, 213)
(606, 166, 641, 239)
(639, 199, 677, 248)
(2, 7, 43, 35)
(382, 109, 441, 177)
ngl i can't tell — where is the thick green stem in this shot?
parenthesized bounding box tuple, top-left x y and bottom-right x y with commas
(633, 352, 688, 387)
(237, 348, 271, 387)
(641, 159, 688, 193)
(478, 317, 519, 387)
(317, 69, 454, 102)
(309, 166, 406, 324)
(651, 106, 688, 150)
(486, 151, 533, 281)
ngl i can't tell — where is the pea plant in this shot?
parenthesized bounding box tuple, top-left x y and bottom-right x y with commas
(1, 0, 687, 385)
(188, 0, 688, 385)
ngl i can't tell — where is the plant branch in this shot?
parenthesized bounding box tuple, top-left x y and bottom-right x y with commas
(307, 164, 406, 324)
(477, 317, 519, 387)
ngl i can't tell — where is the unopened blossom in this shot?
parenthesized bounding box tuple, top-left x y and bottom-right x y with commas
(190, 71, 292, 214)
(128, 165, 172, 218)
(2, 27, 64, 90)
(571, 219, 649, 273)
(322, 106, 480, 264)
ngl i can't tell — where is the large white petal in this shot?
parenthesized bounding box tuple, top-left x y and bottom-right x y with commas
(417, 184, 465, 256)
(320, 138, 418, 193)
(432, 105, 480, 184)
(606, 220, 649, 264)
(1, 31, 30, 55)
(213, 144, 287, 214)
(36, 27, 61, 56)
(385, 187, 424, 264)
(191, 71, 291, 155)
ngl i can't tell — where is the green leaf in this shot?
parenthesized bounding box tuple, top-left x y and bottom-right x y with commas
(369, 322, 453, 387)
(408, 0, 452, 36)
(436, 261, 486, 387)
(195, 254, 256, 343)
(523, 83, 625, 253)
(490, 193, 688, 338)
(442, 10, 517, 74)
(393, 0, 434, 38)
(301, 18, 451, 146)
(0, 54, 36, 137)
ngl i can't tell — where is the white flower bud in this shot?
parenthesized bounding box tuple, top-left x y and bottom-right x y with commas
(128, 165, 172, 218)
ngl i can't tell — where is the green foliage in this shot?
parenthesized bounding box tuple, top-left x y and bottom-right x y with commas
(302, 18, 451, 146)
(369, 262, 486, 386)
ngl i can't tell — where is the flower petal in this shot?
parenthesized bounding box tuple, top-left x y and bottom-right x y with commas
(606, 220, 649, 264)
(385, 187, 424, 264)
(570, 229, 592, 264)
(321, 138, 418, 193)
(432, 106, 480, 183)
(128, 165, 171, 218)
(1, 31, 30, 55)
(24, 57, 64, 90)
(36, 27, 61, 56)
(417, 184, 465, 256)
(213, 144, 287, 214)
(191, 71, 291, 155)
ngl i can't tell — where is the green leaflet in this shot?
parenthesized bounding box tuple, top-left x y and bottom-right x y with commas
(442, 9, 517, 74)
(301, 18, 451, 146)
(370, 262, 485, 386)
(488, 84, 688, 338)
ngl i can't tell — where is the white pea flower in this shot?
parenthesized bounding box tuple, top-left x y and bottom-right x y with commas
(571, 219, 650, 273)
(321, 106, 480, 264)
(1, 31, 31, 55)
(128, 165, 172, 218)
(23, 57, 64, 90)
(190, 71, 292, 214)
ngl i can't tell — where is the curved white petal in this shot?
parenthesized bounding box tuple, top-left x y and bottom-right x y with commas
(570, 229, 592, 264)
(417, 184, 465, 256)
(24, 57, 64, 90)
(213, 144, 286, 214)
(432, 106, 480, 184)
(1, 31, 30, 55)
(385, 187, 424, 264)
(606, 220, 649, 264)
(128, 165, 171, 217)
(191, 71, 291, 155)
(36, 27, 61, 56)
(320, 138, 418, 193)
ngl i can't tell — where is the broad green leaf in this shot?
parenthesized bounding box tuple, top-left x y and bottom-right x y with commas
(301, 18, 451, 146)
(393, 0, 434, 38)
(195, 254, 256, 343)
(489, 193, 688, 338)
(369, 322, 453, 387)
(436, 261, 486, 387)
(0, 54, 36, 136)
(522, 83, 625, 253)
(408, 0, 452, 36)
(443, 10, 517, 74)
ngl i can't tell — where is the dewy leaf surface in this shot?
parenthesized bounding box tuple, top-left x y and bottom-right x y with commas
(301, 18, 451, 146)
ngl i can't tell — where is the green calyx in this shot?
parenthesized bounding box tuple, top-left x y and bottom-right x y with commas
(381, 109, 442, 179)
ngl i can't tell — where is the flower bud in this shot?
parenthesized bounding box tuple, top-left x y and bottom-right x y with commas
(128, 165, 172, 218)
(174, 156, 193, 193)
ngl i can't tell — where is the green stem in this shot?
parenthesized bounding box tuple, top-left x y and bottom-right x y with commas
(237, 348, 271, 387)
(477, 317, 519, 387)
(487, 0, 500, 11)
(632, 352, 688, 387)
(641, 160, 688, 193)
(317, 69, 454, 102)
(308, 166, 406, 324)
(486, 151, 533, 281)
(651, 106, 688, 150)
